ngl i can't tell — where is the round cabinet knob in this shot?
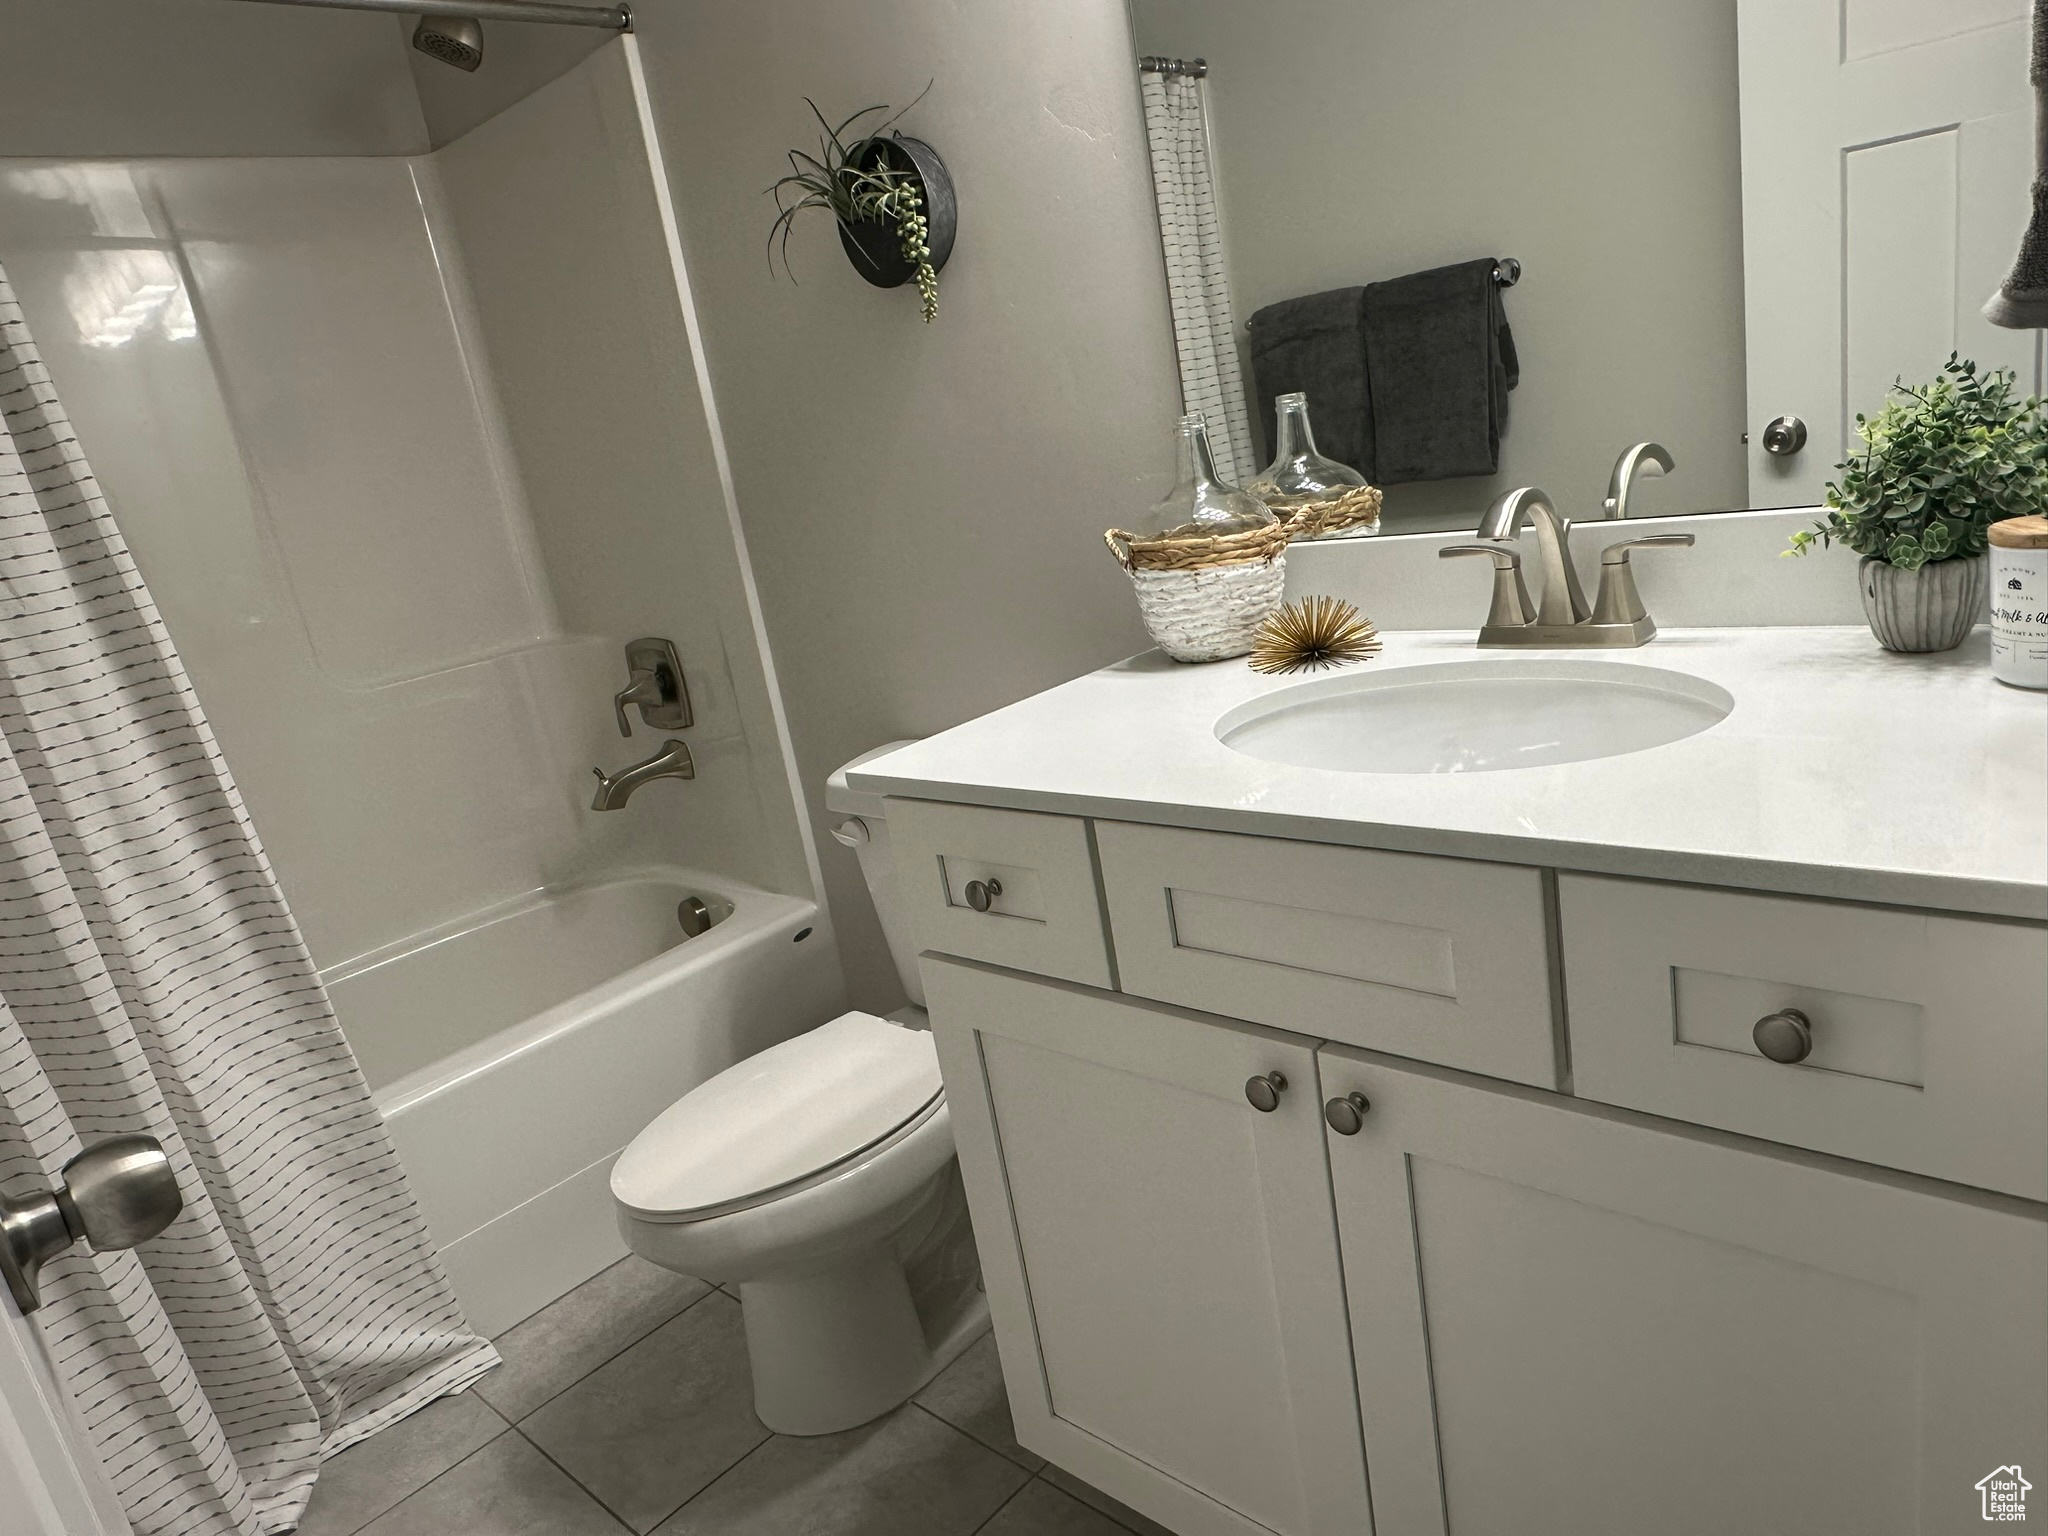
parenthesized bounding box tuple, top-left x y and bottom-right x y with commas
(59, 1136, 182, 1251)
(1761, 416, 1808, 457)
(963, 878, 1003, 913)
(1324, 1092, 1371, 1135)
(1752, 1008, 1814, 1065)
(1244, 1072, 1289, 1113)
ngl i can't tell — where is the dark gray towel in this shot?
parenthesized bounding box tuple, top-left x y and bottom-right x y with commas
(1363, 257, 1518, 484)
(1245, 287, 1372, 475)
(1985, 0, 2048, 328)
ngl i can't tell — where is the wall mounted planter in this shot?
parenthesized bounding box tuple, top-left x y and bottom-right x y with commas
(837, 135, 956, 289)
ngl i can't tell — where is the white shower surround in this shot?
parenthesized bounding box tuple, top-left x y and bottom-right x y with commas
(0, 42, 845, 1331)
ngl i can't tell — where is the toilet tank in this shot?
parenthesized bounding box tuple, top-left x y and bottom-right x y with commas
(825, 742, 926, 1008)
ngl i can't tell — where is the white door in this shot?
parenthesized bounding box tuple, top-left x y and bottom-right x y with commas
(1740, 0, 2043, 506)
(924, 957, 1372, 1536)
(0, 1288, 131, 1536)
(1322, 1049, 2048, 1536)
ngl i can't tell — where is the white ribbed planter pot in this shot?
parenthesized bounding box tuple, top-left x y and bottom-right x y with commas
(1130, 557, 1286, 663)
(1859, 554, 1986, 653)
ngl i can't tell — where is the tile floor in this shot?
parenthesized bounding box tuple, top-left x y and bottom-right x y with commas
(295, 1257, 1173, 1536)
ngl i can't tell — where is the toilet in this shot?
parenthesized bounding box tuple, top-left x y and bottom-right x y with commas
(612, 743, 986, 1436)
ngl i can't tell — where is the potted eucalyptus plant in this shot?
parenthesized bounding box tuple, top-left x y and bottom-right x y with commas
(1789, 355, 2048, 652)
(769, 90, 955, 324)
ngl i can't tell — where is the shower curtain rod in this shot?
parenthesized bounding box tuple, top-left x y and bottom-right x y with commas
(218, 0, 631, 31)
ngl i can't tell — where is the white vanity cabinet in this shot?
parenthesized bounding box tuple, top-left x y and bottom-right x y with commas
(1321, 1048, 2048, 1536)
(900, 799, 2048, 1536)
(923, 956, 1374, 1536)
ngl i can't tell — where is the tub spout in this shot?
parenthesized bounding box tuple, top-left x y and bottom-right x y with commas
(592, 739, 694, 811)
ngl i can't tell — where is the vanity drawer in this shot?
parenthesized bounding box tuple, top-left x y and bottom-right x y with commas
(886, 799, 1114, 989)
(1560, 875, 2048, 1200)
(1096, 821, 1559, 1087)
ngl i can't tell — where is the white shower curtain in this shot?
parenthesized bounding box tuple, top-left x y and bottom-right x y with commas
(0, 267, 495, 1534)
(1140, 69, 1258, 483)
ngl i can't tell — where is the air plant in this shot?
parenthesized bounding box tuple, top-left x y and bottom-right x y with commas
(768, 86, 940, 323)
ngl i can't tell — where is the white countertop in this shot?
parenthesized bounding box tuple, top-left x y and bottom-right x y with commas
(849, 628, 2048, 922)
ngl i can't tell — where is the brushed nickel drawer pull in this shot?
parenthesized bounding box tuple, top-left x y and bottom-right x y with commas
(1324, 1092, 1371, 1135)
(964, 877, 1003, 913)
(1752, 1008, 1814, 1065)
(1244, 1072, 1289, 1112)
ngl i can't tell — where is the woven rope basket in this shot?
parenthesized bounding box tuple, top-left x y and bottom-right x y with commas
(1259, 483, 1384, 541)
(1104, 522, 1289, 662)
(1103, 520, 1293, 572)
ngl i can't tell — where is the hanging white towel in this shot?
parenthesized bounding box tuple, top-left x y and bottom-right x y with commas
(1141, 69, 1258, 483)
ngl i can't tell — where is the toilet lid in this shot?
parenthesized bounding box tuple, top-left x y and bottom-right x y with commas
(612, 1011, 943, 1222)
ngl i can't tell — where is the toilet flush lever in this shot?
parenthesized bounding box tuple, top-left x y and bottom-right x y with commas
(614, 638, 692, 737)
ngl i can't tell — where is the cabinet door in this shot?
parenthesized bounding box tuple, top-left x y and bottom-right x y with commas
(925, 956, 1372, 1536)
(1320, 1048, 2048, 1536)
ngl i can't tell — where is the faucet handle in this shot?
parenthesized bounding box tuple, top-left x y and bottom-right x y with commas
(614, 674, 662, 738)
(1441, 543, 1536, 629)
(613, 639, 693, 738)
(1593, 532, 1694, 625)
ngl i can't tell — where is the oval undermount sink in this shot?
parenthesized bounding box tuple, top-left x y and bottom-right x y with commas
(1216, 659, 1733, 775)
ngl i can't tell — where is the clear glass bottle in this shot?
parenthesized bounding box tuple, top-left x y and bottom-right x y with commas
(1138, 413, 1278, 542)
(1248, 392, 1377, 538)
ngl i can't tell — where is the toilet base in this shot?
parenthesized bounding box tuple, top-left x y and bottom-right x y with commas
(739, 1257, 988, 1436)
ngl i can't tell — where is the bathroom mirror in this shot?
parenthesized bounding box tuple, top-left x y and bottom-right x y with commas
(1126, 0, 2045, 531)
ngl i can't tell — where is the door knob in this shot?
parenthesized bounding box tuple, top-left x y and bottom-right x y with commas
(1244, 1072, 1289, 1112)
(2, 1136, 183, 1314)
(963, 878, 1002, 913)
(1752, 1008, 1814, 1065)
(1324, 1092, 1371, 1135)
(1761, 416, 1807, 456)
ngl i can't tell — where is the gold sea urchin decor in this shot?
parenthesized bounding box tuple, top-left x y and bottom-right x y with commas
(1248, 595, 1382, 675)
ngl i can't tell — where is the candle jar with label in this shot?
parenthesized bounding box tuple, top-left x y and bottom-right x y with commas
(1990, 515, 2048, 691)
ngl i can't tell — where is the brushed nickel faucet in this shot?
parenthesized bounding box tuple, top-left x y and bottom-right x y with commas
(592, 638, 696, 809)
(592, 739, 695, 811)
(1602, 442, 1675, 520)
(1445, 482, 1694, 647)
(1475, 486, 1588, 626)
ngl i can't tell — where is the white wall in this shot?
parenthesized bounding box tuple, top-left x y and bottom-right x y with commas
(1132, 0, 1750, 532)
(431, 45, 815, 901)
(627, 0, 1184, 1010)
(0, 0, 427, 157)
(0, 155, 581, 966)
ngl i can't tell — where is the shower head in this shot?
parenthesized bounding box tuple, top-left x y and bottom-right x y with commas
(412, 14, 484, 71)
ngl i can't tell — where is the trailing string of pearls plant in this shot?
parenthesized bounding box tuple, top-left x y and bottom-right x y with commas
(887, 180, 939, 323)
(768, 87, 953, 326)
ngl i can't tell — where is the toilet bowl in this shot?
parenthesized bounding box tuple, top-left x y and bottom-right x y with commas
(612, 743, 987, 1436)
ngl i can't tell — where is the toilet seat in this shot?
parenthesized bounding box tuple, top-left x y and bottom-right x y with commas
(613, 1012, 943, 1224)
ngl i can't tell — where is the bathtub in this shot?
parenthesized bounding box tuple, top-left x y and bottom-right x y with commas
(323, 868, 846, 1335)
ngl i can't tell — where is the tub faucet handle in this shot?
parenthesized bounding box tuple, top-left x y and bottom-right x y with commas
(613, 639, 692, 738)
